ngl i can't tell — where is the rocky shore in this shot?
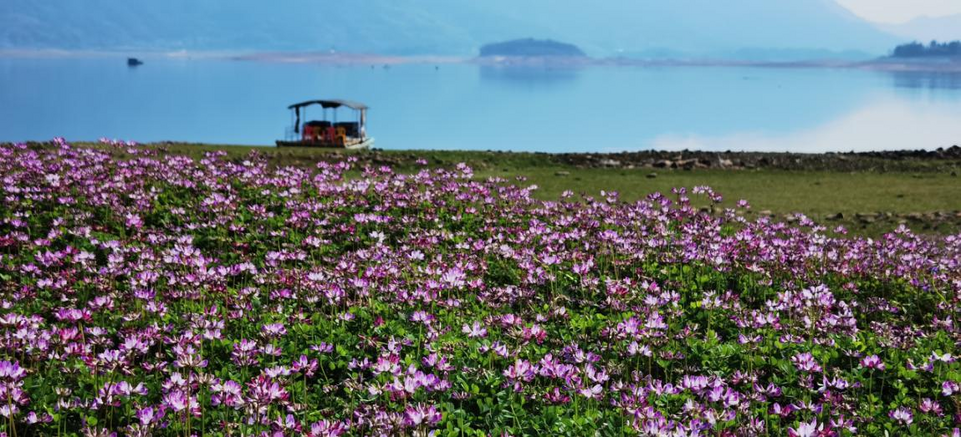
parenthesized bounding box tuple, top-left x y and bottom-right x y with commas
(116, 140, 961, 173)
(551, 146, 961, 172)
(748, 209, 961, 229)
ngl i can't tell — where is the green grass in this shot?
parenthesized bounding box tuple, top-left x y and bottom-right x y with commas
(69, 142, 961, 235)
(476, 166, 961, 236)
(493, 167, 960, 214)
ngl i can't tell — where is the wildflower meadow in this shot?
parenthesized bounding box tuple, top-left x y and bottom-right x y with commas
(0, 139, 959, 436)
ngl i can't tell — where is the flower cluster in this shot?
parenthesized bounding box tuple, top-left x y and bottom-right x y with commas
(0, 140, 958, 435)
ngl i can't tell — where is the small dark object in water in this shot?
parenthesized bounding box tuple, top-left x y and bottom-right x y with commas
(127, 58, 144, 67)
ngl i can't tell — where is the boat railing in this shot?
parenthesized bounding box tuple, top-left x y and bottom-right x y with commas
(284, 126, 298, 141)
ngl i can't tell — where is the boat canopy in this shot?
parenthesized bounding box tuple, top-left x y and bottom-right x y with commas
(287, 99, 368, 110)
(287, 99, 369, 136)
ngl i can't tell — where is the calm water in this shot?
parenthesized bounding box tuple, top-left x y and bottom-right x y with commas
(2, 56, 961, 152)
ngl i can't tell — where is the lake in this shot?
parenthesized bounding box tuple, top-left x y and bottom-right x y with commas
(2, 56, 961, 152)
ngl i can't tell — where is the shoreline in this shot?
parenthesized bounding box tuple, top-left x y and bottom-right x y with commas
(5, 48, 961, 72)
(234, 52, 961, 73)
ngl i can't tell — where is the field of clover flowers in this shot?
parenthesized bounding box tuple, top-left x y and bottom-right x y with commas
(0, 139, 958, 437)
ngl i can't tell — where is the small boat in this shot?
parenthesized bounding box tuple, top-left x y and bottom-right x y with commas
(127, 58, 144, 67)
(276, 99, 374, 149)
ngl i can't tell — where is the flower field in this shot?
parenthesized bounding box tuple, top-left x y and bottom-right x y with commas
(0, 139, 959, 436)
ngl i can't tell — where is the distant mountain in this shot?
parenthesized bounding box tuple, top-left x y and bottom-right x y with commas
(480, 39, 585, 57)
(0, 0, 900, 60)
(880, 15, 961, 46)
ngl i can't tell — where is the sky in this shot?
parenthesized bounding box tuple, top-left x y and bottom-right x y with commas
(836, 0, 961, 23)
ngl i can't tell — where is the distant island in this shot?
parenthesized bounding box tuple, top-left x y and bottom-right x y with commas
(892, 40, 961, 58)
(479, 38, 586, 58)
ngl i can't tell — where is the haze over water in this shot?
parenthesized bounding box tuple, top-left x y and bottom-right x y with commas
(2, 56, 961, 153)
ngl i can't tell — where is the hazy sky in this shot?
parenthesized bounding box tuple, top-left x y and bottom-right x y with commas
(836, 0, 961, 23)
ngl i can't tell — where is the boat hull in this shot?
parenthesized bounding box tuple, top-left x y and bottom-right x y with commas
(275, 138, 374, 150)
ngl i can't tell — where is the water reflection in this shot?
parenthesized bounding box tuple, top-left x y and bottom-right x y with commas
(892, 71, 961, 90)
(650, 97, 961, 153)
(478, 65, 580, 87)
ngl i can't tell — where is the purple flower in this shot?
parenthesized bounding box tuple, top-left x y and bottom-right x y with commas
(920, 398, 943, 416)
(410, 311, 433, 324)
(246, 375, 289, 407)
(889, 407, 913, 425)
(791, 352, 822, 373)
(931, 352, 955, 363)
(787, 418, 822, 437)
(308, 420, 349, 437)
(860, 355, 885, 371)
(211, 380, 244, 408)
(462, 321, 487, 338)
(310, 342, 334, 354)
(404, 404, 442, 428)
(0, 361, 26, 380)
(261, 323, 287, 338)
(292, 355, 319, 377)
(441, 267, 466, 289)
(232, 339, 260, 366)
(943, 381, 959, 396)
(136, 406, 165, 426)
(503, 359, 537, 384)
(162, 390, 199, 416)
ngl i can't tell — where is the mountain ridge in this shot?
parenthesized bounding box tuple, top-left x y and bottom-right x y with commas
(0, 0, 902, 60)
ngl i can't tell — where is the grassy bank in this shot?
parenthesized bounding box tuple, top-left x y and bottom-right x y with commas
(68, 142, 961, 235)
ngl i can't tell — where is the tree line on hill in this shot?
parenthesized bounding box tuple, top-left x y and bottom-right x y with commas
(892, 40, 961, 58)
